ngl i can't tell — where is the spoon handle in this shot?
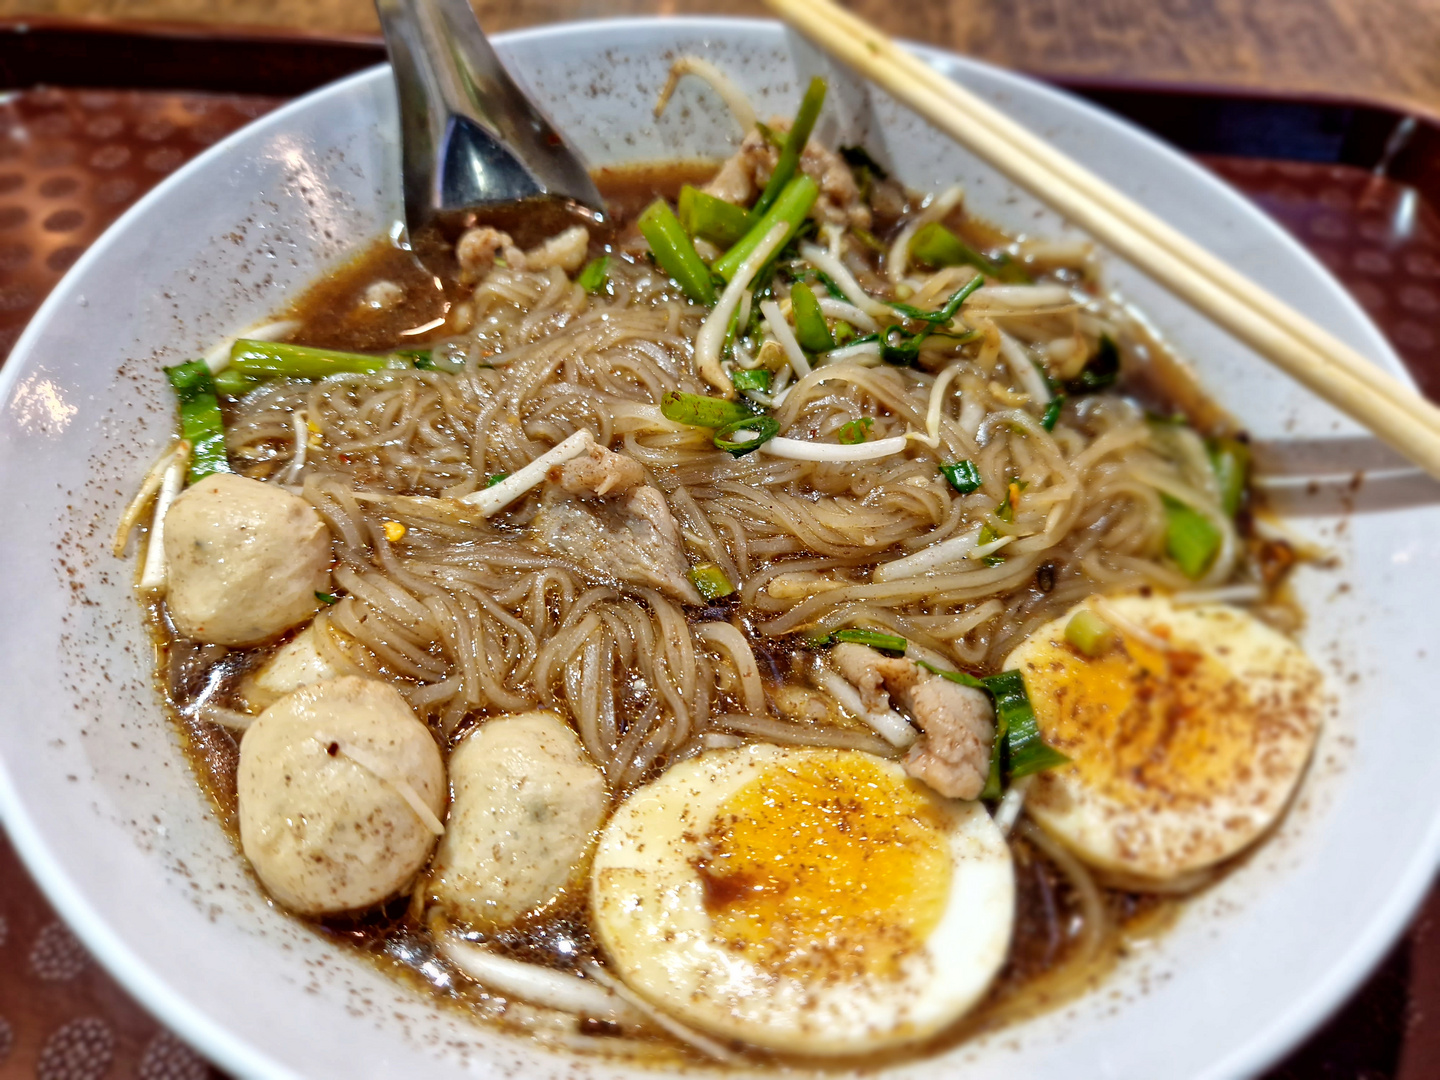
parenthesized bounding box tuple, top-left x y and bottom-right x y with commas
(374, 0, 602, 229)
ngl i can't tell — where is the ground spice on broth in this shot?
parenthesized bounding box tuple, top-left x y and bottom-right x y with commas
(139, 160, 1253, 1065)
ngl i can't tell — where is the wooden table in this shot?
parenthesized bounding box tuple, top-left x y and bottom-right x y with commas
(0, 0, 1436, 118)
(0, 3, 1437, 1078)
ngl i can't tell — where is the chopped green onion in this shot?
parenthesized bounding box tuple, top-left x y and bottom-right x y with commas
(660, 390, 755, 429)
(730, 368, 772, 393)
(637, 199, 716, 306)
(229, 339, 391, 381)
(753, 76, 826, 217)
(834, 627, 907, 655)
(315, 591, 339, 606)
(940, 460, 982, 494)
(1065, 334, 1120, 393)
(789, 282, 834, 352)
(164, 360, 230, 484)
(1162, 494, 1221, 579)
(830, 321, 857, 347)
(714, 414, 780, 456)
(396, 347, 434, 369)
(986, 669, 1070, 782)
(1041, 394, 1066, 431)
(678, 185, 755, 247)
(485, 473, 508, 488)
(1208, 436, 1251, 517)
(1064, 608, 1116, 657)
(918, 661, 1069, 797)
(712, 174, 820, 283)
(909, 222, 1033, 284)
(837, 417, 873, 444)
(688, 562, 735, 601)
(577, 255, 610, 293)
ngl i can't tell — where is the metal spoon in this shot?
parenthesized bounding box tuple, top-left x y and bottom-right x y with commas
(374, 0, 603, 235)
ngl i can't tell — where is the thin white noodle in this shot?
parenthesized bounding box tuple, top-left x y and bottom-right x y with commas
(458, 429, 592, 514)
(695, 621, 766, 715)
(113, 439, 189, 556)
(760, 298, 811, 378)
(441, 937, 640, 1025)
(1169, 583, 1264, 606)
(652, 56, 757, 132)
(695, 223, 789, 392)
(583, 964, 741, 1063)
(814, 669, 916, 748)
(314, 734, 445, 836)
(1090, 597, 1174, 652)
(137, 455, 187, 590)
(887, 185, 964, 284)
(760, 434, 908, 462)
(280, 410, 308, 486)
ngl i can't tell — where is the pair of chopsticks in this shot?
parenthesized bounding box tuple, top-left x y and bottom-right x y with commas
(764, 0, 1440, 480)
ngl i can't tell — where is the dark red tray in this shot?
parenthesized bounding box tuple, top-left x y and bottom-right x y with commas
(0, 19, 1436, 1079)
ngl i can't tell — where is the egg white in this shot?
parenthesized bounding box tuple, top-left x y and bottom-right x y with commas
(589, 744, 1013, 1056)
(1008, 595, 1323, 885)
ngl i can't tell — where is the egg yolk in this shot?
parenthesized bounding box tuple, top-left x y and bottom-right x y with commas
(1024, 631, 1260, 806)
(694, 754, 951, 980)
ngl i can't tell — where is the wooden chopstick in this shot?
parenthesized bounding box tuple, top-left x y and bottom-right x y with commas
(764, 0, 1440, 480)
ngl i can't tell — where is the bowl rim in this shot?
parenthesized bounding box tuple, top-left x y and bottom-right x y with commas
(2, 15, 1436, 1079)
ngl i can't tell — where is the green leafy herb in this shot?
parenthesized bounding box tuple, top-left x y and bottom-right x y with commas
(730, 368, 772, 393)
(1065, 334, 1120, 394)
(908, 221, 1033, 284)
(661, 390, 756, 429)
(577, 255, 610, 293)
(837, 417, 873, 444)
(164, 360, 231, 484)
(637, 199, 717, 306)
(888, 274, 986, 324)
(714, 414, 780, 456)
(940, 460, 982, 494)
(789, 282, 835, 352)
(485, 473, 508, 488)
(315, 591, 339, 606)
(1162, 494, 1221, 579)
(752, 76, 827, 217)
(1041, 393, 1066, 431)
(833, 627, 907, 655)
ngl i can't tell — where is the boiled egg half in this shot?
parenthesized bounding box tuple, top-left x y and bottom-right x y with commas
(1007, 594, 1323, 887)
(590, 744, 1013, 1055)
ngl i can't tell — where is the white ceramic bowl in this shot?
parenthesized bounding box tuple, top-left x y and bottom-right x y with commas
(3, 16, 1439, 1080)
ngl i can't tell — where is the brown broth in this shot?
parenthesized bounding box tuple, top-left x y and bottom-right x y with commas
(145, 160, 1235, 1065)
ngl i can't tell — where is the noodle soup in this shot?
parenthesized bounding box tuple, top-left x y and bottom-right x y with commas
(117, 69, 1322, 1065)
